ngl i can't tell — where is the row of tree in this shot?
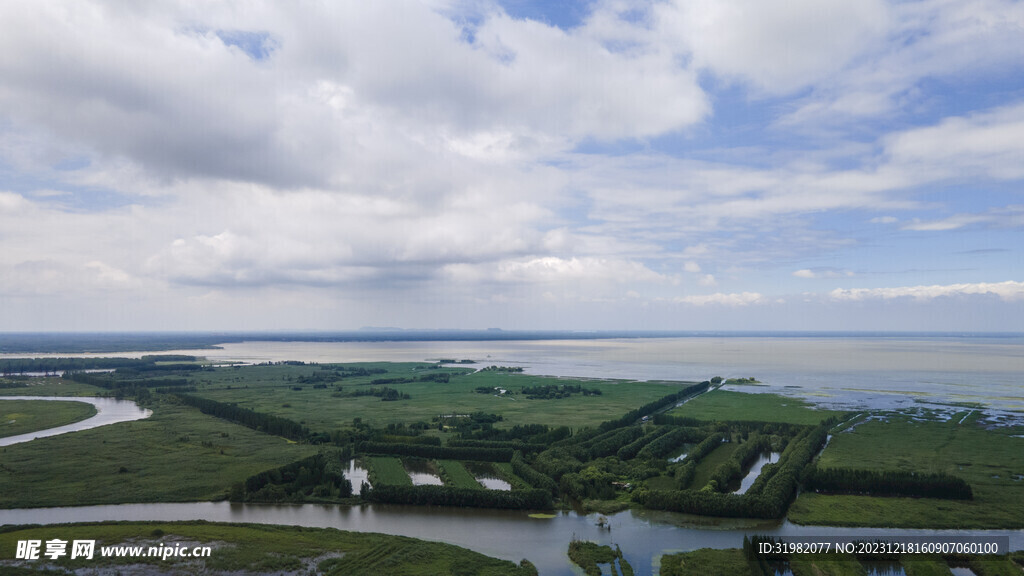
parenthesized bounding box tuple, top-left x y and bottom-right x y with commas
(802, 465, 972, 500)
(598, 381, 710, 432)
(448, 438, 547, 453)
(616, 426, 673, 460)
(358, 441, 514, 462)
(635, 421, 833, 518)
(511, 450, 559, 494)
(362, 483, 552, 509)
(705, 434, 772, 493)
(332, 386, 410, 401)
(174, 393, 310, 441)
(0, 355, 194, 374)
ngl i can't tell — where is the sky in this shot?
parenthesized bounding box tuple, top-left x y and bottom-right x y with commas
(1, 0, 1023, 332)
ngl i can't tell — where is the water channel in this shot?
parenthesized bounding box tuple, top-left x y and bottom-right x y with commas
(0, 502, 1020, 576)
(2, 393, 1022, 575)
(0, 396, 151, 447)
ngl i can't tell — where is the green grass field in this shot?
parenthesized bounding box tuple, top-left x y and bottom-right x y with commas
(0, 522, 537, 575)
(365, 456, 413, 486)
(788, 413, 1024, 528)
(188, 362, 697, 431)
(670, 389, 841, 425)
(0, 378, 110, 397)
(0, 400, 316, 508)
(659, 548, 755, 576)
(437, 460, 483, 489)
(688, 442, 739, 490)
(0, 399, 96, 439)
(492, 462, 531, 490)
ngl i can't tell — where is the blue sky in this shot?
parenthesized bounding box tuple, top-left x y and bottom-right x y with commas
(1, 0, 1023, 331)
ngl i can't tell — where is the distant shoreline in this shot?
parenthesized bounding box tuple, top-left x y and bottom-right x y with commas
(3, 330, 1023, 354)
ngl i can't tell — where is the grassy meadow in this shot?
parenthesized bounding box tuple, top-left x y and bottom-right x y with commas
(670, 389, 842, 425)
(0, 522, 537, 576)
(0, 400, 316, 508)
(189, 362, 698, 430)
(788, 412, 1024, 528)
(0, 400, 96, 439)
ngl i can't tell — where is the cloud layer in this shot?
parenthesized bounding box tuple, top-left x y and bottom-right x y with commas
(1, 0, 1023, 331)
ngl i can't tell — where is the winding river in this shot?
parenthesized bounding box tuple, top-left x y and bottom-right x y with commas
(0, 396, 151, 447)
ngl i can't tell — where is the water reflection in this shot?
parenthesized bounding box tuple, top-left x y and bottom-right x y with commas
(464, 461, 511, 491)
(403, 458, 443, 486)
(735, 452, 780, 495)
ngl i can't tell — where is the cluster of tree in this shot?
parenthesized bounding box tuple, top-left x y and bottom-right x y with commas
(568, 541, 632, 576)
(174, 393, 310, 441)
(373, 434, 442, 446)
(705, 434, 771, 492)
(577, 426, 645, 459)
(635, 427, 709, 460)
(358, 441, 513, 462)
(616, 427, 673, 460)
(64, 372, 191, 389)
(635, 420, 834, 518)
(479, 365, 524, 372)
(531, 447, 584, 482)
(802, 465, 972, 500)
(461, 423, 571, 445)
(520, 383, 601, 399)
(560, 465, 618, 501)
(230, 452, 353, 502)
(333, 386, 410, 401)
(511, 450, 559, 494)
(0, 356, 195, 374)
(598, 381, 710, 432)
(114, 363, 203, 375)
(448, 439, 547, 453)
(362, 484, 552, 510)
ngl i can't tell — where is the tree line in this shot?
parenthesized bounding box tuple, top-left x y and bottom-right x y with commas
(358, 441, 514, 462)
(598, 381, 710, 432)
(362, 483, 552, 510)
(0, 355, 195, 374)
(174, 393, 310, 441)
(802, 465, 972, 500)
(333, 386, 410, 401)
(511, 450, 559, 494)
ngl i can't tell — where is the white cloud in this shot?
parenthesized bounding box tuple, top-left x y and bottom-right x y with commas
(793, 268, 854, 279)
(652, 0, 890, 94)
(674, 291, 764, 306)
(829, 281, 1024, 302)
